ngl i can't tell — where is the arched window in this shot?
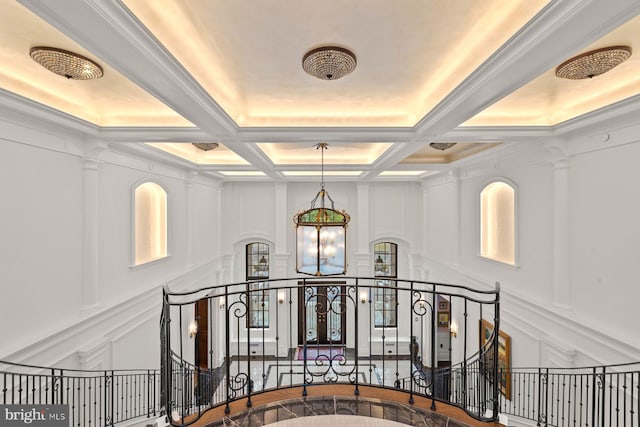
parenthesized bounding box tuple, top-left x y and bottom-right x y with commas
(246, 242, 269, 328)
(134, 182, 167, 266)
(480, 181, 515, 265)
(373, 242, 397, 328)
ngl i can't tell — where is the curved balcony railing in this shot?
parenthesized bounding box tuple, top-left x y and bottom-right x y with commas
(3, 276, 637, 427)
(161, 277, 502, 426)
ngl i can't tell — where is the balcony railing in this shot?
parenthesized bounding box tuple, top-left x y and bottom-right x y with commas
(0, 360, 160, 426)
(161, 277, 502, 426)
(2, 277, 638, 427)
(499, 363, 640, 426)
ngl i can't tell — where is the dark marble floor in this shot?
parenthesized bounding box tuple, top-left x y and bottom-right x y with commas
(204, 395, 471, 427)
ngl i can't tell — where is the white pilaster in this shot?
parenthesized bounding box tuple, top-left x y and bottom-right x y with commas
(449, 169, 462, 268)
(185, 171, 197, 269)
(274, 183, 288, 254)
(546, 140, 573, 314)
(421, 182, 430, 257)
(551, 157, 573, 312)
(273, 183, 290, 277)
(213, 182, 223, 257)
(81, 141, 108, 315)
(354, 183, 371, 276)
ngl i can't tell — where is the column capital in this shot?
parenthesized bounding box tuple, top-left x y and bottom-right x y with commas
(544, 138, 570, 161)
(552, 157, 571, 170)
(83, 139, 109, 160)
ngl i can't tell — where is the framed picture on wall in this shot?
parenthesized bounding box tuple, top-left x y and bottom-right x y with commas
(437, 312, 449, 326)
(438, 301, 448, 310)
(479, 319, 511, 400)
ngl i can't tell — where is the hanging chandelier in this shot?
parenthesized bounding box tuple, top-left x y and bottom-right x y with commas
(294, 143, 350, 276)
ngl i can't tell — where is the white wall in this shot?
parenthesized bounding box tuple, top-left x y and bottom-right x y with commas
(0, 137, 83, 357)
(421, 133, 640, 368)
(569, 132, 640, 356)
(0, 117, 222, 371)
(3, 107, 640, 374)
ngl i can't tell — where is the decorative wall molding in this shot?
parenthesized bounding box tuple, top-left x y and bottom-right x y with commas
(2, 257, 223, 366)
(1, 284, 161, 366)
(417, 255, 640, 365)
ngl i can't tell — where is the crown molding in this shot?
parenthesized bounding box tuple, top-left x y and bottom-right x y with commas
(553, 93, 640, 138)
(414, 0, 640, 137)
(19, 0, 238, 137)
(99, 126, 214, 143)
(236, 126, 415, 143)
(443, 125, 553, 141)
(0, 88, 98, 138)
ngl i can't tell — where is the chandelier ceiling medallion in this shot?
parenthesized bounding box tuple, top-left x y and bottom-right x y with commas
(192, 142, 219, 151)
(29, 46, 104, 80)
(294, 143, 350, 276)
(302, 46, 357, 80)
(555, 46, 631, 79)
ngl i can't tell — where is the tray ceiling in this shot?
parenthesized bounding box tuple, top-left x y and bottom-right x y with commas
(2, 0, 639, 179)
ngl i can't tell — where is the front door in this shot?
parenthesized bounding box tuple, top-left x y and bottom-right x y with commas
(298, 281, 347, 345)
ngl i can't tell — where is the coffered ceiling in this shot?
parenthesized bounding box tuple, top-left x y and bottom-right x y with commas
(2, 0, 640, 180)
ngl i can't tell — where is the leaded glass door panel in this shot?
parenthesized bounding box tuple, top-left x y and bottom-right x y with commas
(298, 281, 346, 345)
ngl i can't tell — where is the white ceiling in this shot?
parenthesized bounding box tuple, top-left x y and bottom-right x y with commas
(3, 0, 640, 181)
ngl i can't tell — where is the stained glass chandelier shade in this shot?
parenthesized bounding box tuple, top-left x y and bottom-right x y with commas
(294, 144, 350, 276)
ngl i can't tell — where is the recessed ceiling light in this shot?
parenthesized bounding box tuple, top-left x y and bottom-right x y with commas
(29, 46, 103, 80)
(555, 46, 632, 79)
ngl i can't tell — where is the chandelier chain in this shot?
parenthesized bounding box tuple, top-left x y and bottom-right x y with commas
(315, 143, 328, 190)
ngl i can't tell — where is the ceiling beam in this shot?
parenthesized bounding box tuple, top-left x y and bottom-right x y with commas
(414, 0, 640, 136)
(19, 0, 238, 138)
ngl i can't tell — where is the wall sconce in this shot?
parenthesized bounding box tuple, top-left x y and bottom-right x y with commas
(278, 290, 285, 304)
(360, 290, 368, 304)
(450, 321, 458, 338)
(219, 298, 225, 309)
(188, 320, 198, 339)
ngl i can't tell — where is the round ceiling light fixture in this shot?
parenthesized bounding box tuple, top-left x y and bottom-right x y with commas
(192, 143, 219, 151)
(30, 46, 103, 80)
(302, 46, 357, 80)
(555, 46, 631, 79)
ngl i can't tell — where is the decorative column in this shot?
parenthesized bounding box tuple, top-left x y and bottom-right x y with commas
(185, 171, 197, 269)
(450, 170, 462, 269)
(81, 141, 108, 315)
(552, 157, 572, 311)
(546, 141, 573, 313)
(213, 181, 223, 258)
(273, 183, 289, 277)
(354, 183, 371, 276)
(421, 181, 430, 258)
